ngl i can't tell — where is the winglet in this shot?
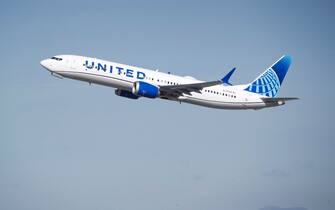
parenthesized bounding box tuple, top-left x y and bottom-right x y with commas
(221, 67, 236, 86)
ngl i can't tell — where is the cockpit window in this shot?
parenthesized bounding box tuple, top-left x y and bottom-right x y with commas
(51, 56, 63, 61)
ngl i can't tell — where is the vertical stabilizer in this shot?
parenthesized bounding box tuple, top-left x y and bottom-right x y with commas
(244, 55, 292, 97)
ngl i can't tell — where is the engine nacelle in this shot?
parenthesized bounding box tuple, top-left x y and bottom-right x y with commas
(115, 89, 139, 99)
(132, 81, 159, 98)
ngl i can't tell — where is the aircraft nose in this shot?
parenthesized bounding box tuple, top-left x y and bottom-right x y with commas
(40, 59, 49, 69)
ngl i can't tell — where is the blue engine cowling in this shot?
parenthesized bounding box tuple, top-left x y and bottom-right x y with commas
(132, 81, 159, 98)
(115, 89, 139, 99)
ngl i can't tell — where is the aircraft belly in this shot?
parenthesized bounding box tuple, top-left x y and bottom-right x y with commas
(180, 96, 266, 110)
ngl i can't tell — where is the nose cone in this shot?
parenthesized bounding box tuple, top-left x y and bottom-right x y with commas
(40, 59, 49, 69)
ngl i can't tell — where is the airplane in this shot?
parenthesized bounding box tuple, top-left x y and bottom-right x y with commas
(40, 54, 298, 110)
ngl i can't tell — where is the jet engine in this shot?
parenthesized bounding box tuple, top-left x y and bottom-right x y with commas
(132, 81, 159, 98)
(115, 89, 139, 99)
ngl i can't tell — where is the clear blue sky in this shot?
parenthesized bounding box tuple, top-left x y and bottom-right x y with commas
(1, 1, 334, 210)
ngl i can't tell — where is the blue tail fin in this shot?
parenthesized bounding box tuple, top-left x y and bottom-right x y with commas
(244, 55, 292, 97)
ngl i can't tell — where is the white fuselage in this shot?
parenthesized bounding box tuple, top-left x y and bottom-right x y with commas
(40, 55, 274, 110)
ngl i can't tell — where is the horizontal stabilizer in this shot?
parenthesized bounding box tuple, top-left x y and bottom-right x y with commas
(261, 97, 299, 105)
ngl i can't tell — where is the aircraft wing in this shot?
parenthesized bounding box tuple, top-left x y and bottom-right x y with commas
(159, 68, 236, 98)
(159, 80, 223, 97)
